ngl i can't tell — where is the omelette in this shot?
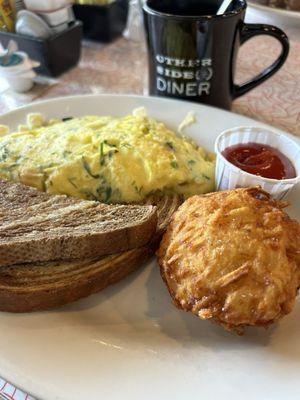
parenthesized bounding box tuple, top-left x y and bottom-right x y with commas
(0, 111, 215, 203)
(157, 187, 300, 334)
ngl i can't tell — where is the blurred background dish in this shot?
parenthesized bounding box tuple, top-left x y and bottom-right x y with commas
(51, 22, 70, 33)
(248, 0, 300, 29)
(37, 6, 74, 27)
(249, 0, 300, 10)
(75, 0, 118, 4)
(23, 0, 72, 12)
(73, 0, 128, 42)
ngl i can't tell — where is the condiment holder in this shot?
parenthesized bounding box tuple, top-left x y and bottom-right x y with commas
(0, 0, 82, 77)
(0, 21, 82, 76)
(214, 126, 300, 199)
(15, 2, 75, 40)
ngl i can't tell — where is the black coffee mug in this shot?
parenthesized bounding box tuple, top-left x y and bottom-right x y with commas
(143, 0, 289, 110)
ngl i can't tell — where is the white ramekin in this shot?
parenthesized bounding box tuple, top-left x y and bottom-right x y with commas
(7, 75, 35, 93)
(214, 126, 300, 200)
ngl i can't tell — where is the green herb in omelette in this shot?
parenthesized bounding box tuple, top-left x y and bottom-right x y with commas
(99, 141, 106, 166)
(165, 142, 175, 151)
(82, 157, 100, 179)
(68, 177, 79, 189)
(0, 145, 9, 162)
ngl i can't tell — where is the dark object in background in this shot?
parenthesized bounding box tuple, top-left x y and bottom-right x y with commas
(73, 0, 128, 42)
(143, 0, 289, 110)
(0, 22, 82, 77)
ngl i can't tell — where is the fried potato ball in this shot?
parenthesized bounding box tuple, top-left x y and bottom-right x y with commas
(157, 188, 300, 334)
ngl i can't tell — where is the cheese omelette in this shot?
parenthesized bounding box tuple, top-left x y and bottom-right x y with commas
(0, 112, 215, 203)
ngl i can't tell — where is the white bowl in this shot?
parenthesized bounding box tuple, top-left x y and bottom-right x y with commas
(214, 126, 300, 199)
(16, 10, 52, 39)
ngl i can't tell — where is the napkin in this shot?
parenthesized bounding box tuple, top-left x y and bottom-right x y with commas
(0, 377, 36, 400)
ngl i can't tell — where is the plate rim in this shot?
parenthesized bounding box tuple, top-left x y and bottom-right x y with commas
(1, 93, 242, 121)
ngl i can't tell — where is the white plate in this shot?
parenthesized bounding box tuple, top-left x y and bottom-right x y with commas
(0, 94, 300, 400)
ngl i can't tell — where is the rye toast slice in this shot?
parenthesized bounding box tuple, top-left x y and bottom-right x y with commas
(0, 179, 157, 267)
(0, 194, 182, 312)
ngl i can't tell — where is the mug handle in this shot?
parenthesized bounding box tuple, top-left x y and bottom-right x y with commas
(233, 23, 289, 99)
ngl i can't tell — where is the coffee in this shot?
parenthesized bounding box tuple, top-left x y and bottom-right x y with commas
(143, 0, 289, 110)
(146, 0, 224, 16)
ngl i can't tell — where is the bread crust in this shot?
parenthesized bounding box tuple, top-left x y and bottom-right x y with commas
(0, 194, 182, 312)
(0, 179, 158, 266)
(0, 247, 153, 312)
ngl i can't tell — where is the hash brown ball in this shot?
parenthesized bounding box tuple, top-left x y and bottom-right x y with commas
(157, 188, 300, 334)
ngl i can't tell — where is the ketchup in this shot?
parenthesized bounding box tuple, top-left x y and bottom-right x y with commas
(222, 142, 296, 180)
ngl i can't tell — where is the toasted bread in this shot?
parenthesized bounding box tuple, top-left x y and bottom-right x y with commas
(0, 194, 182, 312)
(0, 179, 157, 267)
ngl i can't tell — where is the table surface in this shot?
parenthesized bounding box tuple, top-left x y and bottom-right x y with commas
(0, 8, 299, 400)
